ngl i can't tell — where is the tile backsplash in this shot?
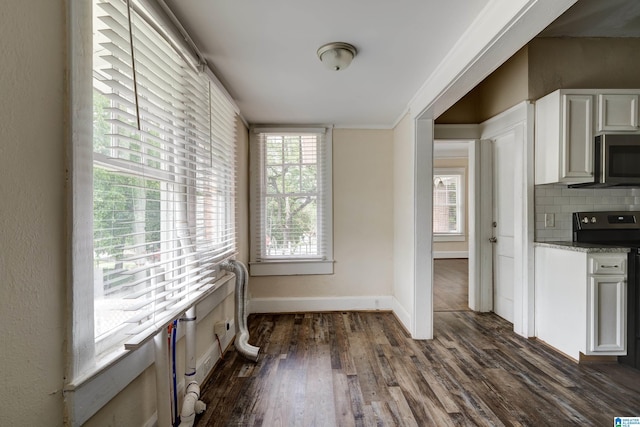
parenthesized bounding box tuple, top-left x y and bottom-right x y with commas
(535, 184, 640, 242)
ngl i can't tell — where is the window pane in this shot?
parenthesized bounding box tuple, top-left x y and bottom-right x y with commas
(433, 173, 462, 234)
(265, 196, 318, 256)
(284, 166, 301, 193)
(266, 166, 283, 194)
(266, 137, 283, 165)
(255, 131, 326, 261)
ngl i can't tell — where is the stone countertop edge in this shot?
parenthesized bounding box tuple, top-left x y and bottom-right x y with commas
(534, 241, 631, 253)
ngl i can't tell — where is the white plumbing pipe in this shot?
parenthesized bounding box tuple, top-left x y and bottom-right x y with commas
(220, 259, 260, 362)
(178, 381, 206, 427)
(183, 307, 197, 383)
(178, 307, 206, 427)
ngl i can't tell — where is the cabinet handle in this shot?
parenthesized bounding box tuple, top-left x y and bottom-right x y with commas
(600, 265, 619, 269)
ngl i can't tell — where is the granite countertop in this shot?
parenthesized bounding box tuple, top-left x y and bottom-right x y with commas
(534, 241, 631, 253)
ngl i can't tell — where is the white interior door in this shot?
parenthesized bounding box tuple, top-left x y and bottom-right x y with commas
(492, 132, 516, 323)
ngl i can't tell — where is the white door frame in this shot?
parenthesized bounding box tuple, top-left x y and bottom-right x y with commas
(428, 102, 535, 338)
(478, 101, 536, 337)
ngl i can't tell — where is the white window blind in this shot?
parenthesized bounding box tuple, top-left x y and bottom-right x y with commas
(433, 169, 464, 235)
(250, 128, 333, 275)
(92, 0, 236, 354)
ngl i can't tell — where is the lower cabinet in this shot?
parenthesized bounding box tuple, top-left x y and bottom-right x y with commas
(535, 246, 627, 361)
(588, 275, 626, 353)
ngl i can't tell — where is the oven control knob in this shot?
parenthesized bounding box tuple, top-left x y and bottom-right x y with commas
(582, 216, 589, 224)
(591, 217, 597, 223)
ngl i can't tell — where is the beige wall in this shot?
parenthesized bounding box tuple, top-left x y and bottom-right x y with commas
(0, 1, 67, 425)
(392, 113, 416, 318)
(528, 38, 640, 100)
(437, 38, 640, 126)
(249, 129, 394, 300)
(433, 157, 469, 256)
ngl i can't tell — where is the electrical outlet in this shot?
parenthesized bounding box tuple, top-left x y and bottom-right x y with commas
(214, 321, 226, 336)
(544, 213, 555, 228)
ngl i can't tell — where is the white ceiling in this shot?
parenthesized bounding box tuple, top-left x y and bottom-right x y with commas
(164, 0, 639, 128)
(164, 0, 491, 127)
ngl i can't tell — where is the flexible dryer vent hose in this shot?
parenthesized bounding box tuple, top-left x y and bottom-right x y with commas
(220, 259, 260, 362)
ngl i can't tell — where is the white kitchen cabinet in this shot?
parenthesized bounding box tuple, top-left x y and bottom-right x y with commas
(535, 245, 627, 361)
(597, 93, 639, 131)
(535, 90, 594, 185)
(588, 274, 626, 354)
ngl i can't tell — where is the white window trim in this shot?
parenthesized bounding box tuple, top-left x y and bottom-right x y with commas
(249, 127, 334, 276)
(65, 1, 240, 424)
(433, 167, 466, 241)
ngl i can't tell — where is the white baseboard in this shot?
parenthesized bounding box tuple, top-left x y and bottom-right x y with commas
(249, 295, 393, 313)
(391, 297, 412, 335)
(433, 251, 468, 259)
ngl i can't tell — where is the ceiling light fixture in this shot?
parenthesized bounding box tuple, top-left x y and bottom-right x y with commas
(317, 42, 357, 71)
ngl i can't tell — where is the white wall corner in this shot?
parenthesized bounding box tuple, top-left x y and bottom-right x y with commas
(391, 297, 412, 334)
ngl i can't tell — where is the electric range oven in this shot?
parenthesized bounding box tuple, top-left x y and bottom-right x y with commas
(573, 211, 640, 370)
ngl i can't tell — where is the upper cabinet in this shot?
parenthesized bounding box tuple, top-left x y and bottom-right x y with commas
(535, 90, 594, 185)
(598, 93, 639, 131)
(535, 89, 640, 185)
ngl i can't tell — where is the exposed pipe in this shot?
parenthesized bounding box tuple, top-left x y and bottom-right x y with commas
(179, 381, 206, 427)
(220, 259, 260, 362)
(178, 307, 206, 427)
(154, 329, 172, 427)
(171, 320, 178, 425)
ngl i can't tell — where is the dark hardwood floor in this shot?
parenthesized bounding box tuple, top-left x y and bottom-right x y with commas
(434, 258, 469, 312)
(195, 311, 640, 426)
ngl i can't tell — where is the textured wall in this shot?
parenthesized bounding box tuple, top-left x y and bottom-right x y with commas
(0, 1, 67, 425)
(249, 128, 395, 299)
(528, 38, 640, 100)
(435, 47, 529, 124)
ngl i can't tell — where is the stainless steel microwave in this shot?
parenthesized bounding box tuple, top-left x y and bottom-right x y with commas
(594, 134, 640, 186)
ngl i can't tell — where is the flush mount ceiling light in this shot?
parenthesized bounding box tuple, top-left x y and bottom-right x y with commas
(317, 42, 357, 71)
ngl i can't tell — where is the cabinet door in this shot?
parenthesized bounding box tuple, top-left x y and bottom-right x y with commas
(587, 275, 626, 354)
(561, 95, 594, 182)
(598, 94, 639, 131)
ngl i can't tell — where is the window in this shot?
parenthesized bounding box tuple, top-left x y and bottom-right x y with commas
(433, 168, 465, 240)
(89, 0, 236, 358)
(250, 128, 333, 275)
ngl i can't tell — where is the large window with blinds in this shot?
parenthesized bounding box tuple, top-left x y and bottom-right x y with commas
(250, 128, 333, 276)
(90, 0, 237, 357)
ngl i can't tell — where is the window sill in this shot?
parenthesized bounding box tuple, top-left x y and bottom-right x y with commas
(249, 259, 334, 276)
(434, 234, 466, 242)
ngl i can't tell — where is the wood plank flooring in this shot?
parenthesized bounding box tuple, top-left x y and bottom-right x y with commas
(195, 311, 640, 426)
(434, 258, 469, 312)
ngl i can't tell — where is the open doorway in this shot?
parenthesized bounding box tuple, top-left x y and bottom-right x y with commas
(433, 141, 472, 313)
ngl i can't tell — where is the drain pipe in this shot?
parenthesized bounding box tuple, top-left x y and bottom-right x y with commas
(221, 259, 260, 361)
(178, 307, 206, 427)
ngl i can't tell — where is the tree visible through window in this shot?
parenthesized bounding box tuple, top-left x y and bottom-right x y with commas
(433, 169, 464, 235)
(250, 128, 333, 276)
(264, 134, 319, 256)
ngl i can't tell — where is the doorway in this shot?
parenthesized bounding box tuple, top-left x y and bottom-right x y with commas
(433, 140, 472, 313)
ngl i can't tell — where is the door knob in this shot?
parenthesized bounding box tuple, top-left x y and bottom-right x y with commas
(489, 237, 497, 243)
